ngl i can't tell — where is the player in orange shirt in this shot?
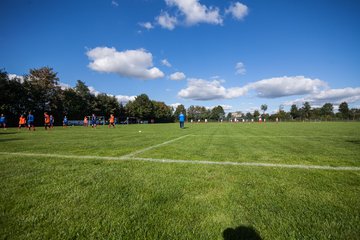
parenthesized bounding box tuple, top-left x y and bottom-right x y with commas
(44, 112, 50, 130)
(108, 114, 115, 128)
(18, 115, 26, 129)
(83, 116, 88, 127)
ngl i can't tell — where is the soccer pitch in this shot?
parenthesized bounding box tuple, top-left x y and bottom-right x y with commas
(1, 122, 360, 239)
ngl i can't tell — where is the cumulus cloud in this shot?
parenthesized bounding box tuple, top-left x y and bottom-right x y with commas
(225, 2, 248, 20)
(8, 74, 24, 83)
(139, 22, 154, 30)
(207, 105, 233, 111)
(161, 59, 172, 67)
(177, 76, 332, 101)
(157, 12, 177, 30)
(86, 47, 164, 80)
(115, 95, 136, 104)
(165, 0, 223, 26)
(178, 78, 248, 100)
(169, 72, 186, 81)
(235, 62, 246, 75)
(284, 87, 360, 106)
(59, 82, 71, 90)
(170, 103, 182, 109)
(247, 76, 328, 98)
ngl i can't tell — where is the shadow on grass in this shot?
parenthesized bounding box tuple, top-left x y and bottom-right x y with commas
(346, 139, 360, 145)
(223, 225, 262, 240)
(0, 132, 17, 135)
(0, 138, 23, 143)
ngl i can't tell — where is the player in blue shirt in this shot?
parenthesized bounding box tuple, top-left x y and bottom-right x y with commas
(91, 113, 97, 128)
(27, 111, 35, 131)
(179, 112, 185, 129)
(63, 116, 68, 128)
(0, 114, 7, 130)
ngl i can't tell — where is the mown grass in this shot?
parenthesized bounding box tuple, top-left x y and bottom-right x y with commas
(1, 122, 360, 239)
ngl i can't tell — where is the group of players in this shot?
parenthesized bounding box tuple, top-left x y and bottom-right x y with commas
(0, 112, 116, 130)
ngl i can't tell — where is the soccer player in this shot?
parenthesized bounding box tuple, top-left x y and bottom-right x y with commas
(27, 111, 35, 131)
(91, 113, 97, 128)
(19, 115, 26, 129)
(63, 115, 68, 127)
(179, 112, 185, 129)
(83, 116, 88, 127)
(108, 114, 115, 128)
(50, 115, 54, 128)
(0, 114, 7, 130)
(44, 112, 50, 130)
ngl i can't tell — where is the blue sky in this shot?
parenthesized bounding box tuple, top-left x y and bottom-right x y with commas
(1, 0, 360, 113)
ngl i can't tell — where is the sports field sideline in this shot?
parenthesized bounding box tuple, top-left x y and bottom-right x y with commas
(1, 122, 360, 239)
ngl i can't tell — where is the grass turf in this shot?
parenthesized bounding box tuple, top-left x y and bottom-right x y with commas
(1, 122, 360, 239)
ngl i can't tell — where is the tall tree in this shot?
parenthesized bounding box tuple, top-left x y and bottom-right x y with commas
(290, 104, 299, 119)
(320, 103, 334, 120)
(253, 110, 260, 119)
(260, 104, 268, 115)
(152, 101, 173, 123)
(210, 105, 225, 121)
(301, 102, 311, 120)
(174, 104, 186, 121)
(126, 94, 154, 121)
(338, 102, 349, 119)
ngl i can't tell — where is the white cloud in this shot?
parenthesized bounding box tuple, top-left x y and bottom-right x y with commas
(178, 76, 330, 101)
(178, 78, 248, 100)
(169, 72, 186, 81)
(111, 0, 119, 7)
(165, 0, 222, 26)
(247, 76, 328, 98)
(157, 12, 177, 30)
(225, 2, 248, 20)
(284, 87, 360, 106)
(8, 74, 24, 83)
(86, 47, 164, 80)
(170, 103, 182, 110)
(207, 105, 233, 111)
(88, 86, 101, 96)
(139, 22, 154, 30)
(115, 95, 136, 104)
(59, 82, 71, 90)
(235, 62, 246, 75)
(161, 59, 172, 67)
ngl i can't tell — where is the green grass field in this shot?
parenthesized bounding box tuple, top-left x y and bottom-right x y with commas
(1, 122, 360, 239)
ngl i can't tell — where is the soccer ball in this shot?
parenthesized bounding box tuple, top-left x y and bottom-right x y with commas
(139, 130, 142, 133)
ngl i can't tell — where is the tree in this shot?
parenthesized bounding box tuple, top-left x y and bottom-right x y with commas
(260, 104, 268, 115)
(320, 103, 334, 120)
(210, 105, 225, 121)
(253, 110, 260, 119)
(290, 104, 299, 119)
(152, 101, 173, 123)
(301, 102, 311, 120)
(126, 94, 153, 121)
(74, 80, 93, 116)
(25, 67, 61, 112)
(245, 112, 253, 120)
(338, 102, 349, 119)
(174, 104, 186, 121)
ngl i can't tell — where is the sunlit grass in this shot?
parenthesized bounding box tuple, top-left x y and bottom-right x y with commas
(1, 122, 359, 239)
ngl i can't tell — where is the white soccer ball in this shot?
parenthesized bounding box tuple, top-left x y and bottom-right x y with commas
(139, 130, 142, 133)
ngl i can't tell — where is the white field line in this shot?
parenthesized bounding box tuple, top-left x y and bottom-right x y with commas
(1, 151, 360, 171)
(191, 135, 357, 138)
(119, 134, 191, 159)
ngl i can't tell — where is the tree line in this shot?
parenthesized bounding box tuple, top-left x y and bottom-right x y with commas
(1, 67, 359, 127)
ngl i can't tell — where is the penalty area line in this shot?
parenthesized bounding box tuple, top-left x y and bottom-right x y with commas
(119, 134, 191, 159)
(0, 151, 360, 171)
